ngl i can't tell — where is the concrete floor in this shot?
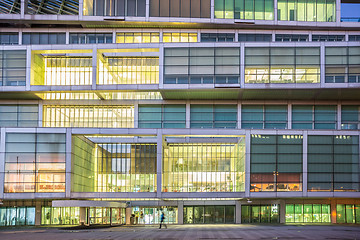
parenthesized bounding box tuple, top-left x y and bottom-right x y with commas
(1, 224, 360, 240)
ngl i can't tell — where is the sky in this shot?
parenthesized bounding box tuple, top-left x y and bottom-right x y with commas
(341, 3, 360, 17)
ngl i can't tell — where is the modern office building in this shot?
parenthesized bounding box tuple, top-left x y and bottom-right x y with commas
(0, 0, 360, 227)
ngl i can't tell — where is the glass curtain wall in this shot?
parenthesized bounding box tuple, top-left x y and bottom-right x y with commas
(214, 0, 274, 20)
(245, 47, 320, 84)
(39, 57, 92, 85)
(98, 57, 159, 84)
(241, 105, 287, 129)
(0, 105, 38, 127)
(0, 50, 26, 86)
(41, 207, 80, 225)
(184, 206, 235, 224)
(190, 105, 237, 129)
(292, 105, 337, 129)
(308, 135, 359, 192)
(88, 207, 125, 224)
(162, 33, 198, 43)
(0, 33, 19, 45)
(250, 135, 303, 192)
(164, 47, 240, 84)
(285, 204, 331, 223)
(277, 0, 335, 22)
(69, 33, 113, 44)
(138, 104, 186, 128)
(133, 207, 177, 224)
(341, 106, 360, 130)
(0, 207, 35, 226)
(241, 204, 279, 223)
(337, 204, 360, 224)
(163, 139, 245, 192)
(325, 47, 360, 83)
(4, 133, 66, 193)
(43, 105, 134, 128)
(150, 0, 210, 18)
(83, 0, 146, 16)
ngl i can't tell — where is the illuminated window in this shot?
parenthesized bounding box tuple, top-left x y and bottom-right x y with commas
(35, 92, 100, 100)
(98, 57, 159, 84)
(242, 205, 279, 223)
(36, 57, 92, 86)
(163, 138, 245, 192)
(116, 32, 160, 43)
(336, 204, 360, 223)
(286, 204, 331, 223)
(0, 207, 35, 226)
(215, 0, 274, 20)
(4, 133, 66, 193)
(250, 135, 303, 192)
(43, 105, 134, 128)
(245, 47, 320, 84)
(72, 136, 157, 193)
(185, 206, 235, 224)
(277, 0, 335, 22)
(41, 207, 80, 225)
(35, 92, 163, 100)
(163, 33, 197, 43)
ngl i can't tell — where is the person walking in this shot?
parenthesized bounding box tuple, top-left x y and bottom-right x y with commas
(159, 210, 167, 229)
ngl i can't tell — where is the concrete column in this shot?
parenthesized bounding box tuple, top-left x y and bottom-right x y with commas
(134, 103, 139, 128)
(237, 102, 241, 129)
(186, 102, 190, 128)
(126, 207, 132, 225)
(287, 104, 292, 129)
(0, 128, 5, 200)
(35, 202, 42, 226)
(159, 45, 164, 88)
(279, 200, 286, 224)
(110, 208, 113, 226)
(79, 207, 87, 225)
(235, 201, 241, 224)
(240, 44, 245, 87)
(337, 103, 341, 130)
(331, 199, 337, 224)
(320, 43, 325, 88)
(92, 46, 97, 90)
(178, 201, 184, 224)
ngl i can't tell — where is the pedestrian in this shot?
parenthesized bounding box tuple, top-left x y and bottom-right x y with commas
(159, 210, 167, 229)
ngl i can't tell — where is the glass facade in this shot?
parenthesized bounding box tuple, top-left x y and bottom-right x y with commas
(164, 47, 240, 84)
(238, 34, 272, 42)
(325, 47, 360, 83)
(132, 207, 177, 224)
(308, 135, 359, 192)
(88, 207, 125, 224)
(41, 207, 80, 225)
(250, 135, 303, 192)
(341, 106, 359, 130)
(163, 140, 245, 192)
(138, 104, 186, 128)
(337, 204, 360, 224)
(150, 0, 210, 18)
(0, 50, 26, 86)
(285, 204, 331, 223)
(98, 57, 159, 84)
(43, 105, 134, 128)
(245, 47, 320, 84)
(72, 137, 157, 193)
(184, 206, 235, 224)
(116, 32, 160, 43)
(84, 0, 146, 16)
(201, 33, 235, 42)
(0, 207, 35, 226)
(214, 0, 274, 20)
(278, 0, 335, 22)
(38, 57, 93, 86)
(0, 33, 18, 45)
(292, 105, 337, 129)
(241, 204, 279, 223)
(190, 104, 237, 129)
(0, 105, 38, 127)
(22, 33, 66, 45)
(162, 33, 198, 43)
(242, 105, 287, 129)
(4, 133, 66, 193)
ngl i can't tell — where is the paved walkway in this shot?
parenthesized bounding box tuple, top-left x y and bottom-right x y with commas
(1, 224, 360, 240)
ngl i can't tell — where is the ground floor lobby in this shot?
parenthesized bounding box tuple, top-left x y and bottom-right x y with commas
(1, 198, 360, 226)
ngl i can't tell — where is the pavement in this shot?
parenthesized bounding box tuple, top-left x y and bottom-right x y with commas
(1, 224, 360, 240)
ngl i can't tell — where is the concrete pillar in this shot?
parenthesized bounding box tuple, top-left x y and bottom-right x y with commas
(331, 199, 337, 224)
(279, 200, 286, 224)
(126, 207, 132, 225)
(178, 201, 184, 224)
(79, 207, 87, 225)
(110, 208, 113, 226)
(235, 201, 241, 224)
(35, 202, 42, 226)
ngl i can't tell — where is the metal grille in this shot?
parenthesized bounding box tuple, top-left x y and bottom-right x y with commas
(0, 0, 21, 14)
(26, 0, 79, 15)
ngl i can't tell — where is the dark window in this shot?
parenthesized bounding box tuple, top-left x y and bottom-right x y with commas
(275, 34, 309, 42)
(150, 0, 210, 18)
(22, 33, 66, 45)
(0, 33, 18, 45)
(69, 33, 113, 44)
(201, 33, 234, 42)
(312, 35, 345, 42)
(238, 33, 272, 42)
(349, 35, 360, 41)
(92, 0, 145, 16)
